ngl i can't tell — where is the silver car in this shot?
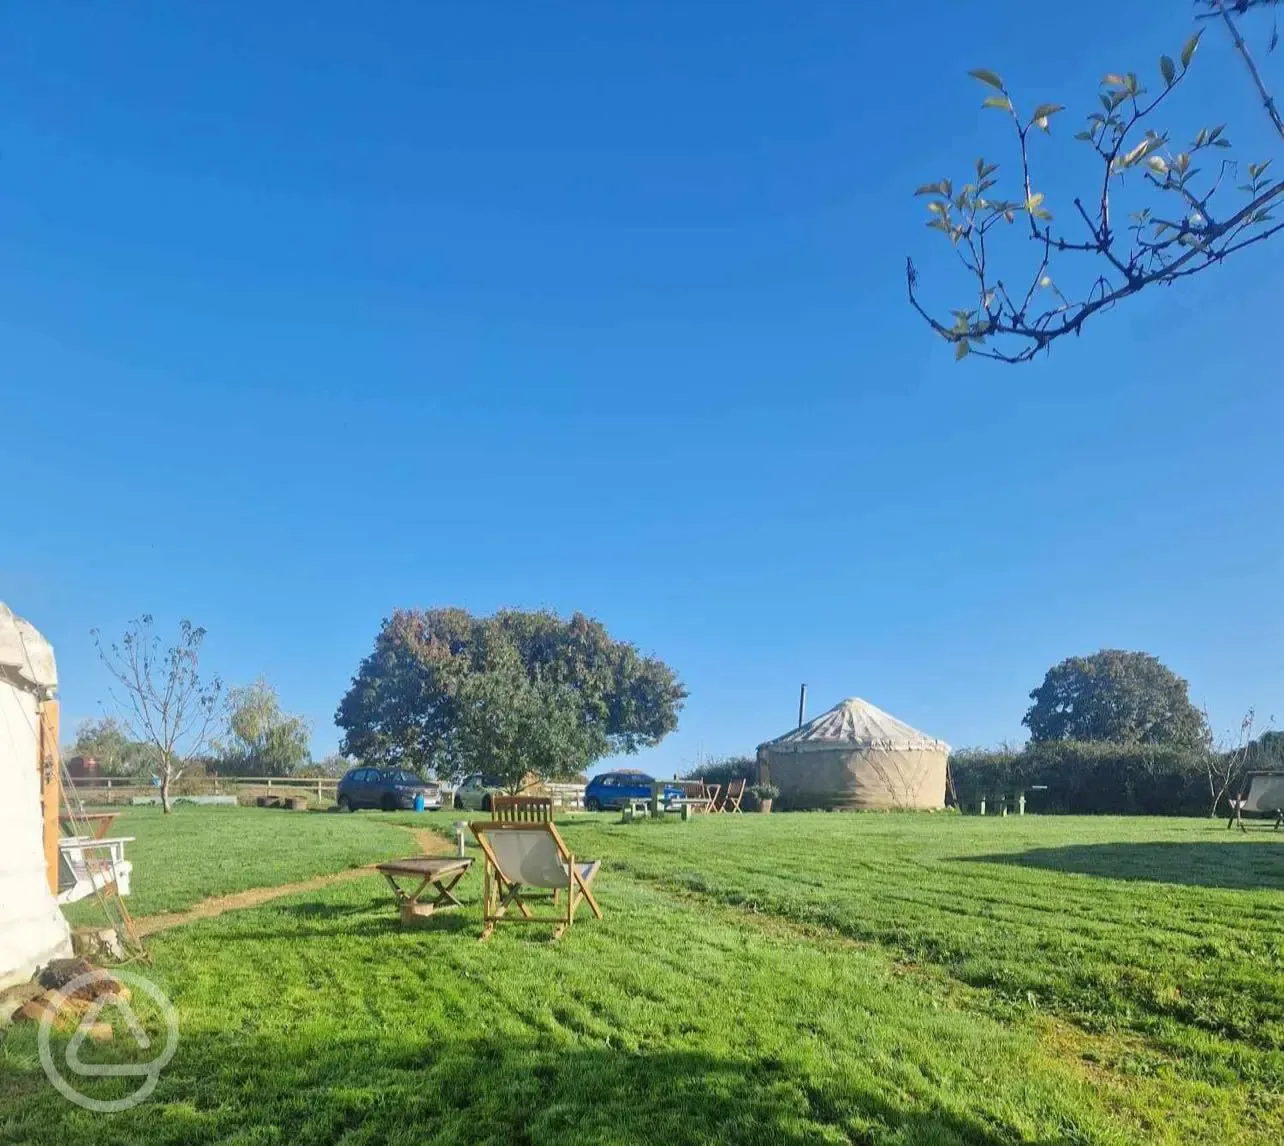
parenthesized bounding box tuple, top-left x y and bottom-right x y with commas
(452, 773, 506, 812)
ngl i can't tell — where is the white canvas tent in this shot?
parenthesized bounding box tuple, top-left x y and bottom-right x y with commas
(758, 697, 951, 811)
(0, 602, 71, 989)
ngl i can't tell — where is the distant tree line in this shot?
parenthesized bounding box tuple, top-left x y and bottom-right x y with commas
(70, 662, 313, 795)
(950, 650, 1276, 816)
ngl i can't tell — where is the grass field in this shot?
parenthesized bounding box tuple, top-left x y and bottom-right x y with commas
(65, 805, 421, 918)
(4, 810, 1282, 1144)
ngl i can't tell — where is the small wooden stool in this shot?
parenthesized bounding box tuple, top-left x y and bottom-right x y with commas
(376, 856, 474, 924)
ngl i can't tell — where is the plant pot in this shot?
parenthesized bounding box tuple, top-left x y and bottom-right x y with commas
(758, 799, 773, 814)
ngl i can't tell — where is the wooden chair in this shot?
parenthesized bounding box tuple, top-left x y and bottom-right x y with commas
(470, 820, 603, 941)
(719, 777, 746, 814)
(56, 837, 135, 905)
(492, 795, 554, 822)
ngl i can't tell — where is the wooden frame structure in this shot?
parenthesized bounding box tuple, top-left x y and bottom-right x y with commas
(39, 699, 60, 893)
(376, 856, 473, 925)
(492, 796, 554, 822)
(470, 820, 602, 941)
(719, 777, 747, 814)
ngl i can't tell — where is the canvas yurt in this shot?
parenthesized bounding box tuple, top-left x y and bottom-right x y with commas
(0, 602, 71, 989)
(757, 697, 950, 811)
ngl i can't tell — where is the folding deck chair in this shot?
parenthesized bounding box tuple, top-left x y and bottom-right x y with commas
(470, 819, 603, 941)
(492, 795, 554, 822)
(719, 777, 747, 814)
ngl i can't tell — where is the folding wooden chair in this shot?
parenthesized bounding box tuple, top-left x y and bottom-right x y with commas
(470, 820, 603, 941)
(492, 796, 554, 822)
(719, 777, 746, 814)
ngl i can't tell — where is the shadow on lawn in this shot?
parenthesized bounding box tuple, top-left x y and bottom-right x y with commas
(28, 1031, 1052, 1146)
(971, 841, 1284, 891)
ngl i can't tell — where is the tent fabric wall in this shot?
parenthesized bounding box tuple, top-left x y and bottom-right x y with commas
(757, 697, 950, 812)
(0, 602, 71, 990)
(758, 744, 949, 811)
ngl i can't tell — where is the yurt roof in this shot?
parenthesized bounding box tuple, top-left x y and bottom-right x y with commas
(0, 602, 57, 694)
(760, 697, 950, 754)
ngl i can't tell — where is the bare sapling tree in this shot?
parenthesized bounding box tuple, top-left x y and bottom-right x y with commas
(908, 0, 1284, 362)
(1204, 706, 1257, 817)
(93, 616, 224, 814)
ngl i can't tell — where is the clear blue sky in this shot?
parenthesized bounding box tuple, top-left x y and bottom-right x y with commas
(3, 1, 1281, 773)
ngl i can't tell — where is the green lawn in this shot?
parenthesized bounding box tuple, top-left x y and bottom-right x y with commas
(4, 810, 1282, 1144)
(67, 805, 420, 918)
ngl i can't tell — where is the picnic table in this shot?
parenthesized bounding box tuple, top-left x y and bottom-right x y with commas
(376, 856, 473, 925)
(59, 811, 119, 840)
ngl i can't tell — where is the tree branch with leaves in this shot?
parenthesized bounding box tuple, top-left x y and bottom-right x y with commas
(92, 616, 224, 813)
(908, 1, 1284, 363)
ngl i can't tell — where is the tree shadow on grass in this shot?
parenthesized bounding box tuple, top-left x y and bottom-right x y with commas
(970, 841, 1284, 891)
(11, 1029, 1062, 1146)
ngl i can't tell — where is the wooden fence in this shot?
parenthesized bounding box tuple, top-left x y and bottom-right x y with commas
(69, 774, 587, 810)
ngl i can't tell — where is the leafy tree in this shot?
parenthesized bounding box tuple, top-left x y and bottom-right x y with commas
(313, 753, 357, 777)
(64, 715, 157, 777)
(217, 677, 312, 777)
(335, 607, 685, 780)
(1023, 650, 1210, 749)
(93, 616, 224, 814)
(1245, 728, 1284, 769)
(452, 626, 595, 793)
(908, 0, 1284, 362)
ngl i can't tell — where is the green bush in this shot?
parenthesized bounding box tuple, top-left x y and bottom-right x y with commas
(950, 741, 1208, 815)
(683, 755, 757, 789)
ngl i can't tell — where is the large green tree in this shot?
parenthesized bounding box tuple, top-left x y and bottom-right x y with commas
(1023, 650, 1209, 749)
(218, 677, 312, 777)
(335, 607, 685, 779)
(452, 625, 595, 792)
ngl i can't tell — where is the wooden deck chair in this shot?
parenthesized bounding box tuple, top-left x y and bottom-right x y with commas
(719, 777, 746, 814)
(470, 820, 602, 941)
(492, 796, 554, 822)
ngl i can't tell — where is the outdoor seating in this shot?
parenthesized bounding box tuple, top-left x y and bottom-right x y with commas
(720, 777, 746, 814)
(470, 819, 602, 941)
(492, 795, 554, 822)
(56, 836, 134, 905)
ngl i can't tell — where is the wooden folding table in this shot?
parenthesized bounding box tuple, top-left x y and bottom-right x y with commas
(376, 856, 473, 924)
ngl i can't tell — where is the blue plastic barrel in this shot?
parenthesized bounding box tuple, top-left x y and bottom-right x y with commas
(413, 793, 425, 813)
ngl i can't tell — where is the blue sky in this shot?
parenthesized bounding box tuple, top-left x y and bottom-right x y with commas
(3, 1, 1281, 773)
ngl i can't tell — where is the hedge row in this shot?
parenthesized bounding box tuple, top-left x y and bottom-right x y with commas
(949, 741, 1215, 816)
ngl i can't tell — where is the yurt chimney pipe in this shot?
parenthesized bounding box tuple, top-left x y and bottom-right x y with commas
(798, 683, 807, 729)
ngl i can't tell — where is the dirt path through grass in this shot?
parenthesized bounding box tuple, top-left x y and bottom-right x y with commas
(134, 823, 450, 936)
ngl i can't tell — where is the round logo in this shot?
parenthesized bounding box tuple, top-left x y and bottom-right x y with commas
(37, 969, 179, 1112)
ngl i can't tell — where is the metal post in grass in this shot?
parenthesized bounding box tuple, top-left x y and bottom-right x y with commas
(453, 821, 468, 857)
(979, 796, 986, 816)
(1018, 791, 1026, 815)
